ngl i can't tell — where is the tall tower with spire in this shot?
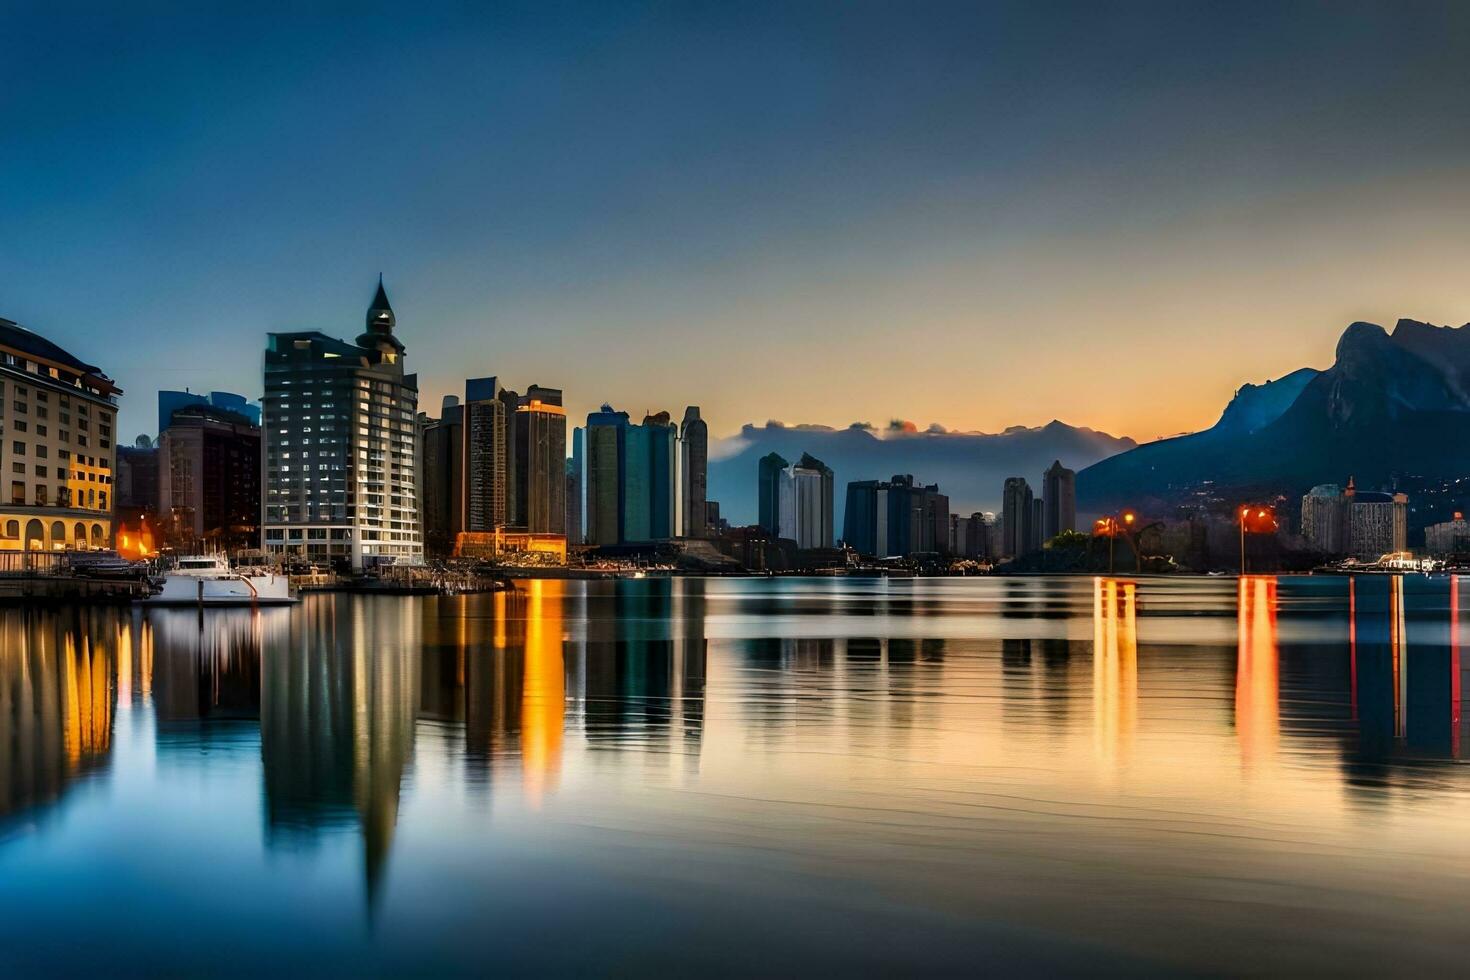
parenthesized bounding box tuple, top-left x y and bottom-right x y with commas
(261, 277, 423, 569)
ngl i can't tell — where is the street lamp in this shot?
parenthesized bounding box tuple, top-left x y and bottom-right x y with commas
(1094, 510, 1136, 574)
(1238, 505, 1276, 574)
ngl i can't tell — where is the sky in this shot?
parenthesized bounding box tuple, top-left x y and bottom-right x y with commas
(4, 1, 1470, 445)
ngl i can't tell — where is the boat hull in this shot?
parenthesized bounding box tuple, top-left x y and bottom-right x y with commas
(141, 573, 297, 606)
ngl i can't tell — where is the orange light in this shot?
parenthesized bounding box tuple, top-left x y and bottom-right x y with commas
(1123, 512, 1135, 524)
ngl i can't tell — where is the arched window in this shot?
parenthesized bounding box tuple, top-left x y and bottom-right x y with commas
(50, 521, 66, 550)
(74, 523, 87, 550)
(24, 520, 44, 551)
(91, 524, 105, 546)
(2, 520, 16, 539)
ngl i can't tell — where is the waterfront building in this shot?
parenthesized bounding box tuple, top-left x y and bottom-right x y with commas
(1425, 514, 1470, 555)
(116, 437, 159, 517)
(1042, 460, 1076, 540)
(462, 377, 509, 534)
(417, 395, 463, 556)
(1299, 478, 1408, 558)
(511, 385, 566, 534)
(261, 279, 422, 569)
(1002, 477, 1034, 558)
(0, 315, 120, 552)
(844, 479, 889, 557)
(157, 389, 260, 436)
(844, 474, 947, 557)
(623, 411, 677, 543)
(757, 452, 789, 536)
(565, 426, 584, 545)
(585, 405, 629, 546)
(949, 512, 991, 559)
(1300, 483, 1345, 553)
(680, 406, 708, 538)
(1032, 497, 1045, 552)
(158, 403, 260, 551)
(1346, 483, 1408, 558)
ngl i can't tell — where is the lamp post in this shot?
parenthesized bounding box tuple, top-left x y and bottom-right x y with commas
(1238, 505, 1276, 575)
(1095, 510, 1136, 574)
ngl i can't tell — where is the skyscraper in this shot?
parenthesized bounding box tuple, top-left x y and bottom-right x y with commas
(624, 411, 677, 543)
(775, 453, 834, 549)
(585, 405, 628, 546)
(511, 385, 566, 534)
(1001, 477, 1034, 558)
(844, 474, 946, 557)
(262, 278, 422, 569)
(417, 395, 463, 555)
(757, 452, 789, 536)
(1042, 460, 1076, 540)
(680, 406, 708, 539)
(565, 426, 584, 545)
(843, 480, 889, 557)
(462, 377, 509, 534)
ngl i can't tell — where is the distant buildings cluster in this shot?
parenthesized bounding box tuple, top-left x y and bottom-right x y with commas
(1299, 478, 1408, 558)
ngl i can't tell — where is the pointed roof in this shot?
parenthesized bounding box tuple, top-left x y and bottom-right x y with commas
(358, 274, 404, 354)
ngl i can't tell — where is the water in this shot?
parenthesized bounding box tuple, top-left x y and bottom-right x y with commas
(1, 575, 1467, 976)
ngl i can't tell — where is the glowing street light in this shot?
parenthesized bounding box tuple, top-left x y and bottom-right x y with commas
(1095, 510, 1138, 574)
(1238, 505, 1277, 574)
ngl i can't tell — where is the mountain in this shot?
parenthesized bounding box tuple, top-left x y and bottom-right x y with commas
(1078, 318, 1470, 515)
(709, 420, 1136, 528)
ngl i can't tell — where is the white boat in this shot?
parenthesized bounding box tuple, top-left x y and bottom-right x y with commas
(142, 555, 297, 606)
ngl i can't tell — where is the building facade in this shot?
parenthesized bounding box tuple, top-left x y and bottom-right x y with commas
(1299, 478, 1408, 558)
(462, 377, 509, 534)
(565, 426, 584, 545)
(261, 280, 422, 569)
(158, 403, 261, 551)
(157, 389, 260, 435)
(1001, 477, 1035, 558)
(0, 316, 120, 553)
(1425, 514, 1470, 556)
(417, 395, 464, 556)
(757, 452, 789, 536)
(585, 405, 628, 546)
(512, 385, 566, 534)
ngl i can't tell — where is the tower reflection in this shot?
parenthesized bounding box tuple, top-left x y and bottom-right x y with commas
(1093, 577, 1137, 770)
(1235, 576, 1279, 769)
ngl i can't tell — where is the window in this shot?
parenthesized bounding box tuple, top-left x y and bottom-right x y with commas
(11, 441, 22, 455)
(9, 482, 22, 505)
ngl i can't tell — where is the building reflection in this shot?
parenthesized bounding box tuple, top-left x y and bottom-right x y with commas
(258, 596, 420, 910)
(577, 579, 706, 764)
(1235, 576, 1280, 769)
(149, 609, 274, 734)
(0, 608, 131, 821)
(1346, 575, 1466, 763)
(1093, 578, 1137, 770)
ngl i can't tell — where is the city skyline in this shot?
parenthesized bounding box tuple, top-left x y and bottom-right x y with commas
(8, 4, 1470, 443)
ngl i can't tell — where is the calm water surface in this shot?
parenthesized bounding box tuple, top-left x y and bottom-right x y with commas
(2, 576, 1467, 976)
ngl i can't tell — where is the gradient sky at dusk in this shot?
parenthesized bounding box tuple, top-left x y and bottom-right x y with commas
(4, 2, 1470, 443)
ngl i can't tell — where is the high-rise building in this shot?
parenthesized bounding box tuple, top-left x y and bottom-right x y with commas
(844, 474, 946, 557)
(417, 395, 463, 555)
(157, 389, 260, 435)
(843, 480, 890, 557)
(512, 385, 566, 534)
(158, 403, 260, 551)
(116, 438, 159, 518)
(585, 405, 628, 546)
(1042, 460, 1076, 540)
(680, 406, 708, 539)
(757, 452, 789, 536)
(1031, 497, 1045, 552)
(774, 453, 834, 549)
(565, 426, 584, 545)
(624, 412, 677, 543)
(948, 511, 992, 559)
(262, 278, 422, 569)
(0, 316, 121, 552)
(1425, 513, 1470, 555)
(1002, 477, 1035, 557)
(462, 377, 509, 534)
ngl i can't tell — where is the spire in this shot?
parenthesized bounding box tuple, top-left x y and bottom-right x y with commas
(358, 275, 404, 355)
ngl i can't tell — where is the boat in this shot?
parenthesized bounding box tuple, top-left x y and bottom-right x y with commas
(141, 554, 297, 606)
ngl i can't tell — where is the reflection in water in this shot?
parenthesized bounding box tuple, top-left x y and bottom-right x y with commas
(6, 578, 1470, 974)
(1093, 578, 1137, 770)
(1236, 576, 1279, 769)
(0, 610, 125, 821)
